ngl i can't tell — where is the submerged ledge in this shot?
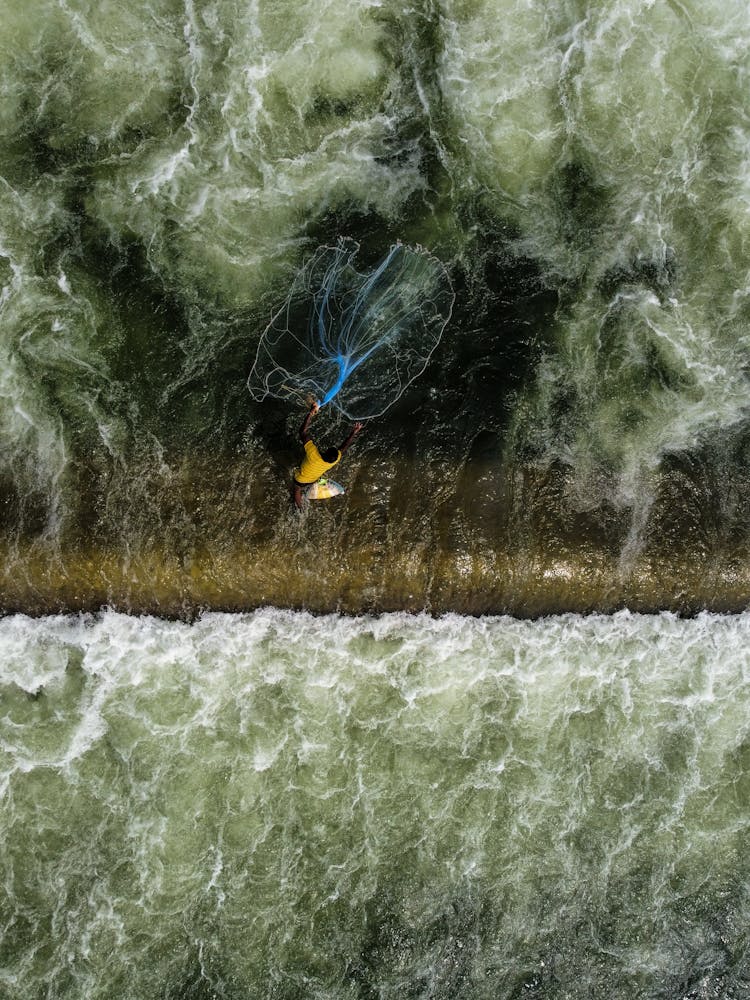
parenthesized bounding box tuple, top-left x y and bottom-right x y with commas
(2, 542, 749, 618)
(4, 452, 750, 619)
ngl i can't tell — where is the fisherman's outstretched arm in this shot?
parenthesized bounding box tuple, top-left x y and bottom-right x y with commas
(339, 421, 364, 454)
(299, 401, 319, 443)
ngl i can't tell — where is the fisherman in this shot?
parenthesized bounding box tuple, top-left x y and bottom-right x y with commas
(292, 401, 363, 509)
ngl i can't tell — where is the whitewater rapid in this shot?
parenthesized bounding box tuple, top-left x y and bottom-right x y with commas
(2, 608, 749, 997)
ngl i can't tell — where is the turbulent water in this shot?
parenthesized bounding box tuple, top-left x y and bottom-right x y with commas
(1, 608, 749, 999)
(3, 0, 750, 611)
(3, 5, 750, 995)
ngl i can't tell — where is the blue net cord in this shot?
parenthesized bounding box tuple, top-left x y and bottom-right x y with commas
(248, 239, 455, 420)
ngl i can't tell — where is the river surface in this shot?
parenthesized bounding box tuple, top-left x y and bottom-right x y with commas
(3, 1, 750, 997)
(3, 0, 750, 612)
(3, 608, 750, 999)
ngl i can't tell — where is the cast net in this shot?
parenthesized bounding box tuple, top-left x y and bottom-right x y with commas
(248, 239, 454, 419)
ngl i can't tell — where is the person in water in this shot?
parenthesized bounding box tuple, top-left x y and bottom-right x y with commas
(292, 401, 363, 509)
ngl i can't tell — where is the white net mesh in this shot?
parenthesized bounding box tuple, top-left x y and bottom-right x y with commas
(248, 239, 454, 419)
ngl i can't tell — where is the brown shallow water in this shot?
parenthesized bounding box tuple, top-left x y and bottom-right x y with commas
(3, 451, 748, 618)
(3, 543, 749, 618)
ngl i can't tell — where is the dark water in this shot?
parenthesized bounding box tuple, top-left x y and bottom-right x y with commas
(4, 0, 750, 614)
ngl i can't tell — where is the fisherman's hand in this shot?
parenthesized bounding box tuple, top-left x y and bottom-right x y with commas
(310, 401, 320, 415)
(353, 421, 364, 434)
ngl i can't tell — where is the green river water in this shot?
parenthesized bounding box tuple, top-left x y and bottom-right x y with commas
(3, 0, 750, 610)
(2, 609, 750, 998)
(3, 0, 750, 996)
